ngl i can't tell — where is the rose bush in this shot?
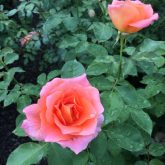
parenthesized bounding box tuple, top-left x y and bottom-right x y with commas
(108, 0, 159, 33)
(21, 74, 104, 154)
(1, 0, 164, 165)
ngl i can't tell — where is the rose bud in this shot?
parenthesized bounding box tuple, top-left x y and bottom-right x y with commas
(20, 31, 39, 46)
(108, 0, 159, 33)
(88, 9, 96, 18)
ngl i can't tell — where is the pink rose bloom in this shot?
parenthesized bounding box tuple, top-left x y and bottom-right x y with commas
(20, 31, 39, 46)
(108, 0, 159, 33)
(21, 74, 104, 154)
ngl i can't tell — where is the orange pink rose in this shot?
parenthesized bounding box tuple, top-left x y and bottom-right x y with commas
(21, 74, 104, 154)
(108, 0, 159, 33)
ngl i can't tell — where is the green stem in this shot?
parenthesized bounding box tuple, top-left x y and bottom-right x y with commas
(111, 34, 125, 93)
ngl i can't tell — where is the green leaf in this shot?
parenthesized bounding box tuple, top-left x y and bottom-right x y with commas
(115, 105, 130, 124)
(108, 124, 144, 152)
(89, 75, 112, 91)
(150, 94, 165, 117)
(111, 154, 126, 165)
(63, 16, 78, 32)
(101, 91, 124, 125)
(17, 95, 32, 113)
(64, 49, 77, 61)
(90, 132, 107, 159)
(37, 73, 47, 85)
(4, 85, 21, 107)
(4, 67, 24, 88)
(22, 84, 40, 96)
(75, 41, 89, 53)
(73, 152, 88, 165)
(93, 152, 112, 165)
(137, 61, 157, 75)
(43, 15, 62, 34)
(13, 114, 26, 137)
(139, 39, 165, 53)
(47, 70, 60, 81)
(25, 3, 35, 11)
(4, 53, 19, 65)
(7, 142, 48, 165)
(117, 84, 151, 108)
(47, 143, 73, 165)
(149, 159, 164, 165)
(149, 143, 165, 157)
(123, 58, 137, 76)
(0, 89, 7, 102)
(135, 161, 147, 165)
(87, 44, 108, 57)
(61, 60, 85, 78)
(95, 55, 114, 64)
(0, 47, 13, 57)
(93, 22, 113, 42)
(132, 52, 165, 68)
(117, 85, 138, 107)
(141, 75, 165, 98)
(131, 109, 153, 135)
(7, 9, 17, 16)
(108, 139, 121, 156)
(124, 47, 136, 56)
(58, 35, 80, 49)
(87, 62, 109, 76)
(152, 56, 165, 67)
(145, 84, 162, 98)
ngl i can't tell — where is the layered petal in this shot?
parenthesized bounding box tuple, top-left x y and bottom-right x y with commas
(129, 13, 159, 29)
(22, 74, 104, 154)
(21, 104, 43, 140)
(64, 74, 91, 87)
(108, 2, 140, 32)
(108, 0, 159, 33)
(40, 74, 90, 97)
(58, 134, 97, 154)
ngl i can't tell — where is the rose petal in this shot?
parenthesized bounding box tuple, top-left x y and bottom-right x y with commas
(84, 87, 104, 115)
(97, 114, 104, 129)
(21, 120, 43, 140)
(64, 74, 91, 87)
(112, 0, 124, 5)
(39, 97, 72, 142)
(22, 74, 104, 154)
(21, 104, 43, 140)
(129, 13, 159, 28)
(58, 115, 104, 154)
(71, 96, 97, 126)
(108, 0, 159, 33)
(73, 118, 97, 136)
(54, 115, 81, 134)
(46, 91, 63, 124)
(58, 134, 97, 154)
(130, 1, 154, 18)
(40, 74, 90, 97)
(108, 3, 139, 32)
(40, 78, 64, 97)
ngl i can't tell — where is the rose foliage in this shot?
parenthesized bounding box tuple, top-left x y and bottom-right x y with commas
(0, 0, 164, 165)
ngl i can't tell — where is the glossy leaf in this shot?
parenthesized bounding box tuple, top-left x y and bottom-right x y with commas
(131, 109, 153, 135)
(61, 60, 85, 78)
(7, 143, 48, 165)
(108, 124, 144, 152)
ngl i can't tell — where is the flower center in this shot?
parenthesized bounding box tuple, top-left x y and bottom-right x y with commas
(55, 96, 81, 125)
